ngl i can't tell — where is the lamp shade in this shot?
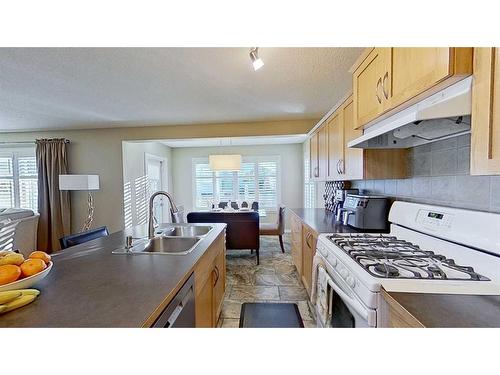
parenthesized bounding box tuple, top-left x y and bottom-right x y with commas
(209, 155, 241, 171)
(59, 174, 100, 191)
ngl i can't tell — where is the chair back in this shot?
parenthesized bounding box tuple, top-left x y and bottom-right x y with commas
(277, 205, 286, 234)
(251, 201, 259, 211)
(59, 226, 109, 250)
(218, 201, 228, 209)
(187, 211, 259, 250)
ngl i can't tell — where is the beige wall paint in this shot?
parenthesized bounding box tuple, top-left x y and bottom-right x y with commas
(171, 143, 303, 229)
(122, 141, 173, 228)
(1, 118, 315, 234)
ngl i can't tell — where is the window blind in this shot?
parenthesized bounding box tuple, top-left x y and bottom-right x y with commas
(0, 152, 38, 211)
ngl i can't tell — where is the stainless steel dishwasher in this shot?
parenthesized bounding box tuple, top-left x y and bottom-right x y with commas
(151, 273, 195, 328)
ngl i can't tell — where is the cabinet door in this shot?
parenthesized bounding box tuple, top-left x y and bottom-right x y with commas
(471, 47, 500, 175)
(195, 278, 213, 327)
(212, 248, 226, 323)
(309, 133, 319, 180)
(353, 48, 391, 128)
(391, 48, 452, 108)
(290, 213, 303, 275)
(343, 97, 364, 180)
(301, 226, 317, 297)
(318, 126, 328, 180)
(327, 111, 344, 179)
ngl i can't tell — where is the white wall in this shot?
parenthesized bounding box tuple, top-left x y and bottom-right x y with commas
(122, 141, 172, 227)
(171, 143, 303, 228)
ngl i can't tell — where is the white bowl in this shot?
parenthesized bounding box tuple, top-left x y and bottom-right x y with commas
(0, 261, 53, 292)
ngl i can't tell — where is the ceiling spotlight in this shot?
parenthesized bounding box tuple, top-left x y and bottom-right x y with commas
(249, 47, 264, 71)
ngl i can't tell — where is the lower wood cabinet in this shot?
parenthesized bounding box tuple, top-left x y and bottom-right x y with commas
(301, 225, 318, 297)
(290, 213, 303, 276)
(194, 231, 226, 327)
(471, 47, 500, 175)
(377, 288, 424, 328)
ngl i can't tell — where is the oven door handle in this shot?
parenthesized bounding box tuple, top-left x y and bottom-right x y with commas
(326, 275, 369, 322)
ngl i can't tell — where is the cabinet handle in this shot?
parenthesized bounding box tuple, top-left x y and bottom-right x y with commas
(314, 166, 319, 177)
(336, 160, 341, 174)
(382, 72, 389, 99)
(339, 159, 344, 174)
(376, 77, 382, 104)
(305, 232, 313, 248)
(213, 266, 220, 286)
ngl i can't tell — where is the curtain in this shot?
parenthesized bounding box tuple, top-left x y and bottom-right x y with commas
(35, 139, 71, 252)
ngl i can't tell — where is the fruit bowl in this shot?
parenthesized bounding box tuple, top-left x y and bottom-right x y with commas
(0, 261, 53, 292)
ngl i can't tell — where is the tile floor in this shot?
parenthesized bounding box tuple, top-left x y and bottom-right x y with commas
(219, 234, 316, 328)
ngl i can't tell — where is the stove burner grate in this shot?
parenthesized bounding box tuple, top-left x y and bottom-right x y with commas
(327, 233, 489, 281)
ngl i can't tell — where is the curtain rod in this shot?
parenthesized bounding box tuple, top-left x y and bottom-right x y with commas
(0, 139, 70, 145)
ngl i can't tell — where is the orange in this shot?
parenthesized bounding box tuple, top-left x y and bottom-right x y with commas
(0, 264, 22, 285)
(20, 258, 47, 278)
(28, 251, 51, 265)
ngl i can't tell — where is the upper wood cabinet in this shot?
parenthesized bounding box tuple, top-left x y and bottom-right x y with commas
(352, 47, 473, 129)
(318, 125, 329, 180)
(353, 48, 392, 128)
(342, 98, 364, 180)
(327, 111, 344, 179)
(471, 47, 500, 175)
(309, 132, 319, 179)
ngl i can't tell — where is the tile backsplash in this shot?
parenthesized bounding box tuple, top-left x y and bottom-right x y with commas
(349, 134, 500, 213)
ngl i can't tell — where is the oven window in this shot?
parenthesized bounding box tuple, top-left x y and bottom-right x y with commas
(331, 289, 355, 328)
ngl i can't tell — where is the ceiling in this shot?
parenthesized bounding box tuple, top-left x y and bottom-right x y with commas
(159, 134, 308, 148)
(0, 47, 363, 132)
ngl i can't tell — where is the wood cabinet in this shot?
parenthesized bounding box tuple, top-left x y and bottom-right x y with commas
(378, 288, 424, 328)
(301, 225, 317, 297)
(318, 125, 329, 180)
(290, 212, 303, 275)
(327, 110, 344, 180)
(311, 95, 408, 182)
(309, 132, 319, 179)
(353, 48, 392, 128)
(352, 47, 473, 129)
(471, 47, 500, 175)
(194, 232, 226, 327)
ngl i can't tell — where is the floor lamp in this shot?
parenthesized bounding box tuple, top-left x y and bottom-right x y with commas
(59, 174, 100, 232)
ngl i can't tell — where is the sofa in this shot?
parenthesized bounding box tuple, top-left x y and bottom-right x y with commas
(0, 208, 39, 256)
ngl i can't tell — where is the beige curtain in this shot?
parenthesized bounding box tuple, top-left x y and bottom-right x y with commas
(36, 139, 71, 252)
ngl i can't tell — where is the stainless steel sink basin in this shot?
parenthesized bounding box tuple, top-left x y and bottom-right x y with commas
(160, 225, 213, 238)
(142, 237, 199, 254)
(113, 237, 200, 255)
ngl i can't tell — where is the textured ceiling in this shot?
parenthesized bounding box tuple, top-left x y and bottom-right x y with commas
(0, 48, 363, 132)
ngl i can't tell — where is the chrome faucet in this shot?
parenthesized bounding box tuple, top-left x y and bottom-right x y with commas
(148, 191, 179, 239)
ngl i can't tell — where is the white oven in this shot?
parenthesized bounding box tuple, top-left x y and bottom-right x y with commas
(314, 252, 376, 328)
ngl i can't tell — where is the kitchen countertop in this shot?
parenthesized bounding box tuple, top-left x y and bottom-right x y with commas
(289, 208, 365, 234)
(386, 290, 500, 328)
(0, 223, 226, 328)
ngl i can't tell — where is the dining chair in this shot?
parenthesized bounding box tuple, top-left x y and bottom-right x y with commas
(251, 201, 259, 211)
(259, 205, 286, 252)
(59, 226, 109, 250)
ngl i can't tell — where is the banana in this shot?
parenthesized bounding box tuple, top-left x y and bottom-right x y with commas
(0, 294, 37, 314)
(0, 290, 22, 304)
(18, 289, 40, 297)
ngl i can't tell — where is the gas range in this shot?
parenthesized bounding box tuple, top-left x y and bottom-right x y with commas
(328, 233, 489, 281)
(314, 201, 500, 327)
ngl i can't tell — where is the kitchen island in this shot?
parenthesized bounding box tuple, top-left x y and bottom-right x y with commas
(0, 223, 226, 328)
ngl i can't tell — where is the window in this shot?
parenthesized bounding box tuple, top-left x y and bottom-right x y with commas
(193, 156, 280, 210)
(0, 149, 38, 212)
(304, 149, 315, 208)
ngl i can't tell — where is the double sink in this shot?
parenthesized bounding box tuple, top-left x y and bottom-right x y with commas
(113, 224, 213, 255)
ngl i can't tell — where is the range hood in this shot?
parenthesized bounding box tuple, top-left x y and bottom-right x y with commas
(348, 76, 472, 149)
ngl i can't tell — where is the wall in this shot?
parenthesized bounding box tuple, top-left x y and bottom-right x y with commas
(343, 134, 500, 213)
(0, 118, 315, 233)
(171, 143, 303, 228)
(122, 141, 172, 227)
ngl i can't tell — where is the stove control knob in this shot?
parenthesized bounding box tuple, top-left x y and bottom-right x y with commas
(346, 276, 356, 287)
(339, 268, 348, 279)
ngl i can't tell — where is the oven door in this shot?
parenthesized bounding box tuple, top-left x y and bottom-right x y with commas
(316, 255, 376, 328)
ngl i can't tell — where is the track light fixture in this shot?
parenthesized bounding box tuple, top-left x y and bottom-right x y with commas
(249, 47, 264, 71)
